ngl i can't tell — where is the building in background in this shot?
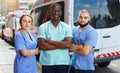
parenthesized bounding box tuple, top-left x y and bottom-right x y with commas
(0, 0, 16, 16)
(17, 0, 35, 10)
(0, 0, 35, 16)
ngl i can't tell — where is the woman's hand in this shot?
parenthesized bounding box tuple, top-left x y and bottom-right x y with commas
(35, 47, 40, 55)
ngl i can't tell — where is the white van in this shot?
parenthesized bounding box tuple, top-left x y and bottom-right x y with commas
(31, 0, 120, 67)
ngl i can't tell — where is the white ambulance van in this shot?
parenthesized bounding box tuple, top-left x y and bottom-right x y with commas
(31, 0, 120, 67)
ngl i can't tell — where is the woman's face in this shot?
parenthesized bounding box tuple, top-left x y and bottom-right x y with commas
(21, 16, 32, 30)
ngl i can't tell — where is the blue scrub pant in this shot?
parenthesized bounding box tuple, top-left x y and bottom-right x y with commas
(68, 66, 94, 73)
(42, 65, 69, 73)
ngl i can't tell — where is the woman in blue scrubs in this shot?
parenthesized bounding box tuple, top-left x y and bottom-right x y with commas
(14, 14, 39, 73)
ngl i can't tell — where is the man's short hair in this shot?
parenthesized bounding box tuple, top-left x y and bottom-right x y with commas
(78, 9, 91, 20)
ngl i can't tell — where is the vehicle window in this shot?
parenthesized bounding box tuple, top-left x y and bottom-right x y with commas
(5, 18, 9, 28)
(73, 0, 120, 29)
(33, 1, 64, 27)
(0, 18, 5, 22)
(13, 17, 20, 30)
(6, 17, 13, 28)
(35, 5, 50, 27)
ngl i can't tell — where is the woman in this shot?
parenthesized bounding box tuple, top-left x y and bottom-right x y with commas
(14, 14, 39, 73)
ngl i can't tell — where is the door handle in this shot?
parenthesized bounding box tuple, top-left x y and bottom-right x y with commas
(103, 35, 111, 38)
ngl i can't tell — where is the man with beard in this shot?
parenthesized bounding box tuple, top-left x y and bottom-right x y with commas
(38, 3, 72, 73)
(69, 9, 98, 73)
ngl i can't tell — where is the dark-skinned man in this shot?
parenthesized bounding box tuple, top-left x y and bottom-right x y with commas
(38, 3, 72, 73)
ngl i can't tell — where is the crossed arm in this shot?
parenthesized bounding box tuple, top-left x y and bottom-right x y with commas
(38, 37, 72, 50)
(20, 48, 39, 57)
(69, 44, 93, 55)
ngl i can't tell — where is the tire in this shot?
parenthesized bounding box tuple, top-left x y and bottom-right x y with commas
(1, 34, 4, 39)
(97, 61, 111, 67)
(1, 30, 4, 39)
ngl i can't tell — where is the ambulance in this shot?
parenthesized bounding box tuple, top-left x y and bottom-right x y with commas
(31, 0, 120, 67)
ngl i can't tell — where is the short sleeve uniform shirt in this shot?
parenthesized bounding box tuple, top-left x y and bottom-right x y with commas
(38, 21, 72, 65)
(14, 30, 38, 73)
(71, 25, 98, 70)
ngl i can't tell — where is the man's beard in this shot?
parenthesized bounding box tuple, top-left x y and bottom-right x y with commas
(79, 22, 89, 28)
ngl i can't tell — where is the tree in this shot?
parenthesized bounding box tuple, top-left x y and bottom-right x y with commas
(28, 2, 33, 10)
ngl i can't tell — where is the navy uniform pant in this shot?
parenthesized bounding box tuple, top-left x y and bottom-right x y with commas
(68, 66, 94, 73)
(42, 65, 69, 73)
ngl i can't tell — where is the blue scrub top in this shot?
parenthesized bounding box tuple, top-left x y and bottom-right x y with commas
(14, 30, 38, 73)
(38, 21, 72, 65)
(71, 25, 98, 70)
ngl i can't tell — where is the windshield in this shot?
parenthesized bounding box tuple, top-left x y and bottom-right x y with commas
(73, 0, 120, 29)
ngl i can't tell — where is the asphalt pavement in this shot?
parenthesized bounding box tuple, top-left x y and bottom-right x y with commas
(0, 39, 41, 73)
